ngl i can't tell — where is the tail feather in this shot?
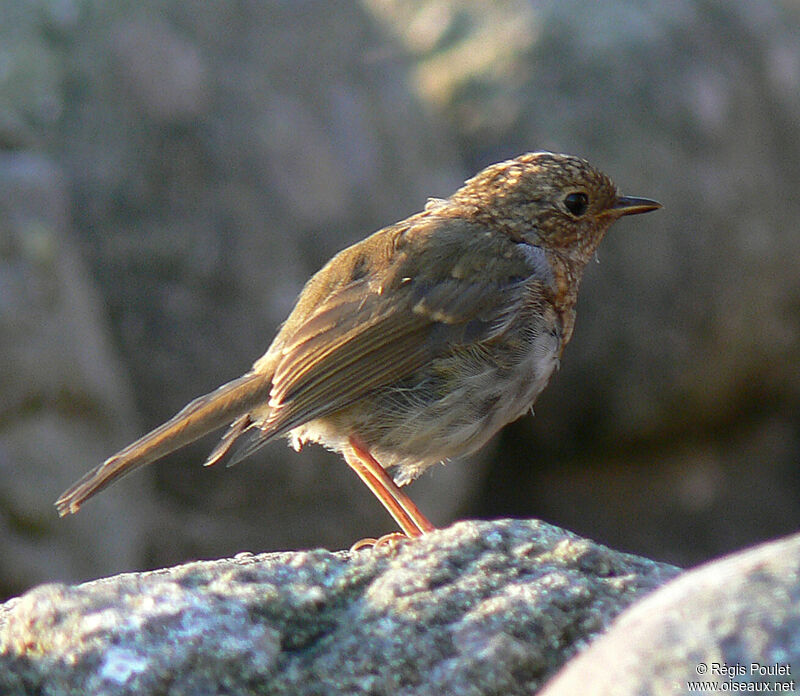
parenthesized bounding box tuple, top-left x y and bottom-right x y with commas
(55, 371, 272, 516)
(202, 414, 252, 467)
(223, 427, 276, 468)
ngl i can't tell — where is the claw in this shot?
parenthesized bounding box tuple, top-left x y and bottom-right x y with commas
(349, 532, 409, 552)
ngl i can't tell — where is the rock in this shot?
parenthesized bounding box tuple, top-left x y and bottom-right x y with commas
(0, 0, 470, 584)
(0, 152, 152, 598)
(4, 0, 800, 591)
(0, 519, 678, 695)
(54, 0, 470, 560)
(540, 531, 800, 696)
(366, 0, 800, 565)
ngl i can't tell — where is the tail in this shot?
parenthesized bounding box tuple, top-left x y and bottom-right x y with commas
(55, 371, 272, 516)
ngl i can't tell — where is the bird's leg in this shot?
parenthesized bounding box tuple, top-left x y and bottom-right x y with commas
(344, 435, 436, 539)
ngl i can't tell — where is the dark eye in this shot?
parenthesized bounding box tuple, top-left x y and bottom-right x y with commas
(564, 192, 589, 216)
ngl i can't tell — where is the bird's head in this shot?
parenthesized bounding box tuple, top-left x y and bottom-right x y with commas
(451, 151, 661, 264)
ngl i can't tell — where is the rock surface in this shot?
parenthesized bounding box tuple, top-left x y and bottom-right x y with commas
(1, 0, 800, 595)
(0, 0, 470, 595)
(0, 152, 152, 598)
(368, 0, 800, 565)
(540, 531, 800, 695)
(0, 520, 678, 696)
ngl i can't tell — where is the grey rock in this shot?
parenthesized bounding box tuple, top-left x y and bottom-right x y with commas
(53, 0, 470, 560)
(3, 0, 800, 594)
(0, 519, 678, 695)
(0, 0, 470, 587)
(0, 152, 152, 596)
(366, 0, 800, 564)
(540, 531, 800, 696)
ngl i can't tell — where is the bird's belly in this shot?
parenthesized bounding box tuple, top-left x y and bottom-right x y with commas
(302, 319, 562, 485)
(453, 329, 561, 454)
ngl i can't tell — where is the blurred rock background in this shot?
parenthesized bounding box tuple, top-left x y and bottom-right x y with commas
(0, 0, 798, 600)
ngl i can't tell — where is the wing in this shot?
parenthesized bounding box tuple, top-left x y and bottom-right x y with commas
(256, 215, 551, 439)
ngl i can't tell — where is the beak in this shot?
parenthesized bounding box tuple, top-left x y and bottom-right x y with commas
(613, 196, 662, 216)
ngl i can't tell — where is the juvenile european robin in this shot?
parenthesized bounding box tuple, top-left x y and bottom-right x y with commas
(56, 152, 660, 538)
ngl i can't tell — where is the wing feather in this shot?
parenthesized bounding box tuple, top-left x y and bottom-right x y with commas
(236, 216, 552, 446)
(263, 279, 527, 437)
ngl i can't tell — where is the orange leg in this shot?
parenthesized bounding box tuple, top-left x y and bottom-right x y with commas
(344, 436, 436, 538)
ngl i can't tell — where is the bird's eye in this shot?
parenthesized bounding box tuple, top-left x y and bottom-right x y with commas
(564, 192, 589, 217)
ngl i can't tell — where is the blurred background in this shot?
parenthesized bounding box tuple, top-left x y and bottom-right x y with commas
(1, 0, 799, 601)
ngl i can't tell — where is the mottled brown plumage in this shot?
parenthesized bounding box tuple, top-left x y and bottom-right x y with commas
(56, 152, 660, 538)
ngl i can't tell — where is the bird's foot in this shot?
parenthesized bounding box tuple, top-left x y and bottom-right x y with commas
(349, 532, 409, 552)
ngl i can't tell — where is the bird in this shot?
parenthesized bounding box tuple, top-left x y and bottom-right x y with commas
(55, 152, 661, 540)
